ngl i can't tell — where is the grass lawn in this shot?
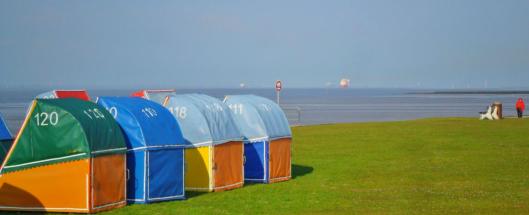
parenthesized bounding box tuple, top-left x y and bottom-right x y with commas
(8, 117, 529, 214)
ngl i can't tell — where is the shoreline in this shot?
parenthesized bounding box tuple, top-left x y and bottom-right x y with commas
(291, 116, 529, 127)
(410, 90, 529, 95)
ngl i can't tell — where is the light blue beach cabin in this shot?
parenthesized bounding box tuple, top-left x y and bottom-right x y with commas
(224, 95, 292, 183)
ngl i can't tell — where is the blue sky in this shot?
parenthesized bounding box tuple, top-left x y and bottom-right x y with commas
(1, 0, 528, 89)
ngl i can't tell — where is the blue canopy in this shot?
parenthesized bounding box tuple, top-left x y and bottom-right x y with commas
(0, 113, 12, 141)
(96, 97, 186, 148)
(164, 94, 242, 147)
(96, 97, 186, 203)
(224, 95, 291, 140)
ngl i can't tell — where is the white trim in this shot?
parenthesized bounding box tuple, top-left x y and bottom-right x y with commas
(264, 142, 267, 182)
(188, 141, 213, 148)
(128, 146, 146, 151)
(181, 148, 185, 198)
(0, 206, 88, 212)
(211, 138, 244, 146)
(214, 182, 244, 190)
(246, 136, 269, 142)
(269, 176, 292, 181)
(144, 150, 147, 201)
(91, 147, 127, 155)
(186, 139, 245, 148)
(3, 153, 86, 169)
(185, 187, 212, 191)
(149, 194, 185, 201)
(269, 136, 292, 141)
(92, 200, 126, 210)
(127, 145, 186, 152)
(245, 178, 267, 181)
(127, 198, 145, 202)
(244, 178, 266, 183)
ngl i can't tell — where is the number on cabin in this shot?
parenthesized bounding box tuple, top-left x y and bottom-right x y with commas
(107, 107, 118, 118)
(83, 108, 106, 120)
(229, 104, 244, 115)
(142, 107, 158, 118)
(169, 106, 187, 119)
(34, 112, 59, 126)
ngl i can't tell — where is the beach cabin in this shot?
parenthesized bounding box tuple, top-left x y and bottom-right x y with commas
(131, 89, 176, 105)
(36, 90, 91, 101)
(0, 114, 12, 164)
(0, 99, 127, 213)
(96, 97, 187, 203)
(224, 95, 292, 183)
(163, 94, 244, 192)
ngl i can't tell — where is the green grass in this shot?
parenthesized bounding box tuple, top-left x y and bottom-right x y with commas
(9, 118, 529, 214)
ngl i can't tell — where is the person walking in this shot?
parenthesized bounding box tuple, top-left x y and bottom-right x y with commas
(516, 98, 525, 118)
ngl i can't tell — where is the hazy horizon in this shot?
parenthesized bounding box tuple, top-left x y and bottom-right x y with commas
(1, 1, 528, 89)
(3, 86, 529, 92)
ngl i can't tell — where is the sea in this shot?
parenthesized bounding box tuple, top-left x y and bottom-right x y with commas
(1, 88, 528, 133)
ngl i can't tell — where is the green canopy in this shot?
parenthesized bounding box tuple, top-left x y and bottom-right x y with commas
(1, 99, 126, 174)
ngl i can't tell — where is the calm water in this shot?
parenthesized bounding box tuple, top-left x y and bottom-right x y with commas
(1, 88, 528, 133)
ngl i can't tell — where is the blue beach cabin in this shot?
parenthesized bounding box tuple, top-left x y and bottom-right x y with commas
(96, 97, 187, 203)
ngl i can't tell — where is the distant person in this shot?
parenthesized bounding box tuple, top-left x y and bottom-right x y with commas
(516, 98, 525, 118)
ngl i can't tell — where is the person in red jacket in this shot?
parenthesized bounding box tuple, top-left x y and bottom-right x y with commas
(516, 98, 525, 118)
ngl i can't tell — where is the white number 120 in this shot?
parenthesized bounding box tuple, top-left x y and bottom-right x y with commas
(34, 112, 59, 126)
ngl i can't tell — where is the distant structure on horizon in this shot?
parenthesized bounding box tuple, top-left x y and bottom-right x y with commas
(339, 78, 350, 88)
(240, 83, 246, 88)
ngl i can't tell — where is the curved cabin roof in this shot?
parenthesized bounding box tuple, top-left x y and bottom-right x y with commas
(164, 94, 242, 147)
(0, 98, 126, 174)
(96, 97, 186, 149)
(224, 95, 291, 141)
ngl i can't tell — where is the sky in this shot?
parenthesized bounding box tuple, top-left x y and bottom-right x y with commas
(1, 0, 528, 89)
